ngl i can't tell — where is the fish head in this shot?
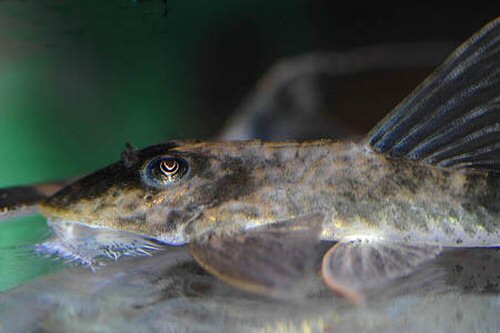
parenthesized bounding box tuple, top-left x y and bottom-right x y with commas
(39, 141, 268, 245)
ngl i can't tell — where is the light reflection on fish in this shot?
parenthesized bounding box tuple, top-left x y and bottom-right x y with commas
(1, 18, 500, 302)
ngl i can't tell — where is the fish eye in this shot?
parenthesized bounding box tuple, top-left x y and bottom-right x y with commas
(143, 157, 189, 187)
(160, 159, 179, 176)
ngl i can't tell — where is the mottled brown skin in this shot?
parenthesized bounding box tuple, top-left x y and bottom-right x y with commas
(40, 140, 500, 247)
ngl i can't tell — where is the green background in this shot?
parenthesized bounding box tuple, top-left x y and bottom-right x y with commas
(0, 0, 317, 291)
(0, 1, 497, 290)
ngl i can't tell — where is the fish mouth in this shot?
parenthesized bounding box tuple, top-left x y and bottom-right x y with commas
(36, 218, 166, 267)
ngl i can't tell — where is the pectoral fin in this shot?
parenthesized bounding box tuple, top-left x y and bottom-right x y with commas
(189, 212, 324, 299)
(321, 241, 442, 303)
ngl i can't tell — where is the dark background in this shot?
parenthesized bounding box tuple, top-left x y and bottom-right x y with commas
(0, 2, 497, 186)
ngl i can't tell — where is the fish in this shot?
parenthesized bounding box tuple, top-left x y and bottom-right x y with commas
(1, 18, 499, 303)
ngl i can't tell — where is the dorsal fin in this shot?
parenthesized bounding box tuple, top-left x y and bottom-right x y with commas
(368, 18, 500, 172)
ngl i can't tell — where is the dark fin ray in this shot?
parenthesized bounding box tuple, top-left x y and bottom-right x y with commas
(425, 123, 500, 163)
(368, 18, 500, 172)
(189, 213, 324, 300)
(408, 98, 500, 160)
(0, 180, 71, 221)
(436, 141, 500, 167)
(409, 71, 500, 160)
(321, 241, 441, 304)
(447, 160, 500, 170)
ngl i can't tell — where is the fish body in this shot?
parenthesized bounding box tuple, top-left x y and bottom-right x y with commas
(2, 18, 500, 301)
(39, 140, 499, 248)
